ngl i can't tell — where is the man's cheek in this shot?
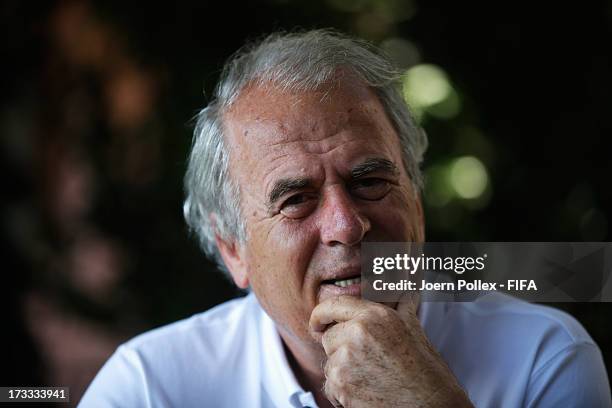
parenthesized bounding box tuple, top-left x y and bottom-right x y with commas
(278, 228, 319, 276)
(377, 199, 421, 239)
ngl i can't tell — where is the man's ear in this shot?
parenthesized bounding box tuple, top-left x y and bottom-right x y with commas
(216, 234, 250, 289)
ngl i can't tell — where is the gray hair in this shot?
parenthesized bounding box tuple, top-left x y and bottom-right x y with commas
(183, 29, 428, 274)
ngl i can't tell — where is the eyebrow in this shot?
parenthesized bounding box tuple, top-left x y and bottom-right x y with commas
(266, 157, 399, 208)
(351, 157, 399, 179)
(267, 178, 312, 209)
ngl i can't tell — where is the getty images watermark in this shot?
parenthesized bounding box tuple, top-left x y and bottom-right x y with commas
(361, 243, 612, 302)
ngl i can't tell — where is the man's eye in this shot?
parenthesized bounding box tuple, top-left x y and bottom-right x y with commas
(351, 178, 391, 200)
(284, 194, 308, 206)
(280, 193, 318, 218)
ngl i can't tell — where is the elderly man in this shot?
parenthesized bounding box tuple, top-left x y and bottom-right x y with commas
(80, 30, 610, 407)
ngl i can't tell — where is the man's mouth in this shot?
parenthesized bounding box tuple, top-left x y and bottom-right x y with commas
(318, 272, 362, 303)
(328, 277, 361, 287)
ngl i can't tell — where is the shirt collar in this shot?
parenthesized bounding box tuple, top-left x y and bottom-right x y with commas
(256, 296, 317, 407)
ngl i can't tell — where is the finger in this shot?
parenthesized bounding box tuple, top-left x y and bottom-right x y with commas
(321, 321, 358, 356)
(324, 379, 343, 408)
(321, 321, 343, 355)
(324, 345, 352, 381)
(324, 351, 355, 408)
(323, 316, 382, 356)
(324, 363, 352, 408)
(309, 295, 369, 334)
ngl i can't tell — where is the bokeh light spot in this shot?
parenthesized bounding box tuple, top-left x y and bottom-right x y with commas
(449, 156, 489, 199)
(403, 64, 452, 109)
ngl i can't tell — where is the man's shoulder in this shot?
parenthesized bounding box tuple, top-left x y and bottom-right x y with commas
(430, 294, 610, 406)
(79, 294, 267, 407)
(444, 293, 598, 368)
(122, 293, 258, 358)
(457, 293, 595, 347)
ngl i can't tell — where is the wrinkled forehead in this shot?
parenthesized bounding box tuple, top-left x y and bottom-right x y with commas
(221, 78, 395, 155)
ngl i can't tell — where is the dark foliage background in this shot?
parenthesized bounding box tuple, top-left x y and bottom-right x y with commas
(3, 0, 611, 405)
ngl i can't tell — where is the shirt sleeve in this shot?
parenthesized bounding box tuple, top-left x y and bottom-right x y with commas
(526, 342, 612, 408)
(78, 345, 149, 408)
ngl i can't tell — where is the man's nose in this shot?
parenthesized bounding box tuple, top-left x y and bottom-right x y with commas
(318, 185, 371, 246)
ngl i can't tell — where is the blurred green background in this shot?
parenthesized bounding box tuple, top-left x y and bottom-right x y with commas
(3, 0, 611, 405)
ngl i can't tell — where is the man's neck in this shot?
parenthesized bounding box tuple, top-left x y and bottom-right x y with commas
(278, 327, 334, 408)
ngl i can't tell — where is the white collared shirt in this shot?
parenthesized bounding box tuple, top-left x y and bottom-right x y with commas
(79, 293, 611, 407)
